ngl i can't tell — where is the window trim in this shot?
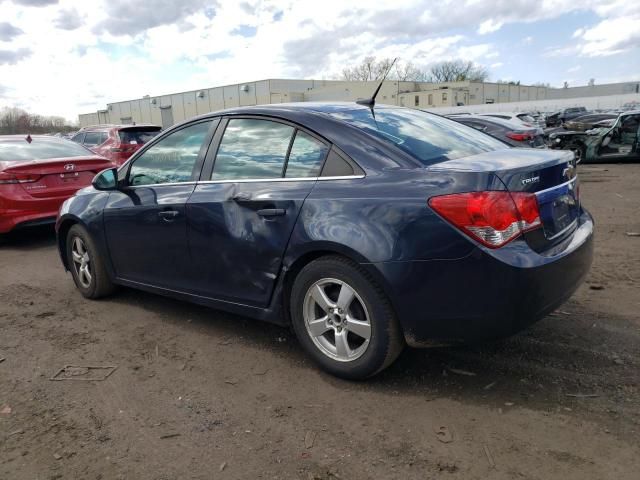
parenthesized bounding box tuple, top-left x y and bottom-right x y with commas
(122, 118, 219, 188)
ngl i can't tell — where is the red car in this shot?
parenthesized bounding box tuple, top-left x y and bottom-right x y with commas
(0, 135, 114, 234)
(71, 124, 161, 165)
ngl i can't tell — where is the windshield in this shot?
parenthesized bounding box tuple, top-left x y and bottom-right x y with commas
(329, 107, 507, 165)
(0, 137, 94, 162)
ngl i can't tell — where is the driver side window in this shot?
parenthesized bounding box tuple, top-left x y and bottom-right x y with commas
(128, 121, 212, 186)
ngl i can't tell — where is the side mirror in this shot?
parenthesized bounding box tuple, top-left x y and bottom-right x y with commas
(92, 167, 118, 191)
(601, 135, 611, 147)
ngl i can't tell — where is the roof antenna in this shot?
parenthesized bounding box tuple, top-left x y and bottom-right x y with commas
(356, 57, 398, 112)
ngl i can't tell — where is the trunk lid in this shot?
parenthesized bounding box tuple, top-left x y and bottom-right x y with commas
(431, 148, 579, 249)
(2, 156, 114, 198)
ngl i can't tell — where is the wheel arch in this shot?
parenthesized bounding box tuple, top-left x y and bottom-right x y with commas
(57, 215, 83, 270)
(279, 242, 399, 328)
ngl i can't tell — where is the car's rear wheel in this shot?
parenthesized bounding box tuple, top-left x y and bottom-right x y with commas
(290, 255, 404, 379)
(66, 224, 115, 299)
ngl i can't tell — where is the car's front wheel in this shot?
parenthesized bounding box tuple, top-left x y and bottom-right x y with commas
(66, 224, 115, 299)
(290, 255, 404, 379)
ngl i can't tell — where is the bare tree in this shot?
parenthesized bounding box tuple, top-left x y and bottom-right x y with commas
(496, 79, 521, 85)
(427, 60, 488, 83)
(394, 60, 429, 82)
(341, 57, 488, 84)
(342, 57, 429, 82)
(342, 56, 396, 81)
(0, 107, 77, 135)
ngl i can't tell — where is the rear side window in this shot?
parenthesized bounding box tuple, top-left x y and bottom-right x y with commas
(330, 108, 506, 166)
(285, 131, 329, 178)
(321, 149, 355, 177)
(128, 121, 212, 186)
(83, 132, 104, 146)
(119, 128, 161, 145)
(212, 119, 294, 180)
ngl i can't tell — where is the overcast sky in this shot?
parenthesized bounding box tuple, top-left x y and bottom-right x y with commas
(0, 0, 639, 121)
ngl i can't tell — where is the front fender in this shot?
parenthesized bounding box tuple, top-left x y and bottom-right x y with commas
(55, 191, 111, 272)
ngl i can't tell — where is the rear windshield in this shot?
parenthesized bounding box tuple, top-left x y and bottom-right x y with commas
(329, 108, 507, 165)
(0, 137, 94, 162)
(118, 128, 161, 145)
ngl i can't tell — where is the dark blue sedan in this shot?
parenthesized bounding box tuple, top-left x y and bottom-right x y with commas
(56, 103, 594, 379)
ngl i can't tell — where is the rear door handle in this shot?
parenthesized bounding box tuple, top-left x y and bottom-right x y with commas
(257, 208, 286, 217)
(158, 210, 179, 220)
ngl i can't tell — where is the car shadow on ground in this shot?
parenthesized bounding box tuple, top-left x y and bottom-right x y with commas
(0, 225, 57, 250)
(110, 283, 638, 423)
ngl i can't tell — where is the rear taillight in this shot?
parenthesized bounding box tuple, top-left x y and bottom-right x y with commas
(428, 191, 541, 248)
(506, 132, 533, 141)
(0, 172, 41, 184)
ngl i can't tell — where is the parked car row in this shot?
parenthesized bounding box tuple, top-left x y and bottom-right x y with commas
(445, 106, 640, 164)
(547, 110, 640, 163)
(447, 114, 546, 148)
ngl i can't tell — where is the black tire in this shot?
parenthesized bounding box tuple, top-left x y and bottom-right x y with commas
(66, 224, 116, 299)
(290, 255, 404, 379)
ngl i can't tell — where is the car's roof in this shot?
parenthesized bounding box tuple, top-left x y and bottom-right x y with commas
(80, 124, 161, 131)
(621, 109, 640, 117)
(181, 102, 423, 131)
(205, 101, 396, 117)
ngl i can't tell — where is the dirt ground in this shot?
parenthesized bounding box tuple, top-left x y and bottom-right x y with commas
(1, 164, 639, 480)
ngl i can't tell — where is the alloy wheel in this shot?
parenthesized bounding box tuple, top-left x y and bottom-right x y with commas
(71, 236, 92, 289)
(303, 278, 372, 362)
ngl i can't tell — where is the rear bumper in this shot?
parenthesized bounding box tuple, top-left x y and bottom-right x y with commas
(0, 185, 69, 234)
(371, 209, 594, 347)
(0, 208, 58, 234)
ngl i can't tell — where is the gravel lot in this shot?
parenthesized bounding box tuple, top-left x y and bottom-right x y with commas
(1, 164, 639, 480)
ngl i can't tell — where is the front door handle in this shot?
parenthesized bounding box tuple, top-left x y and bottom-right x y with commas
(158, 210, 179, 220)
(257, 208, 286, 217)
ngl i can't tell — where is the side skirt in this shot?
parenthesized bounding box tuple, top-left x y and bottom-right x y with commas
(113, 277, 288, 326)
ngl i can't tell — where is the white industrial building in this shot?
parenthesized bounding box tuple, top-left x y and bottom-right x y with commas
(78, 78, 640, 128)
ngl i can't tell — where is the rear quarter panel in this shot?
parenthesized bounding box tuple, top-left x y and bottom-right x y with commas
(284, 169, 505, 265)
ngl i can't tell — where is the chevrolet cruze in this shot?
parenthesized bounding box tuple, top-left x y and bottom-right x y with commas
(56, 103, 594, 379)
